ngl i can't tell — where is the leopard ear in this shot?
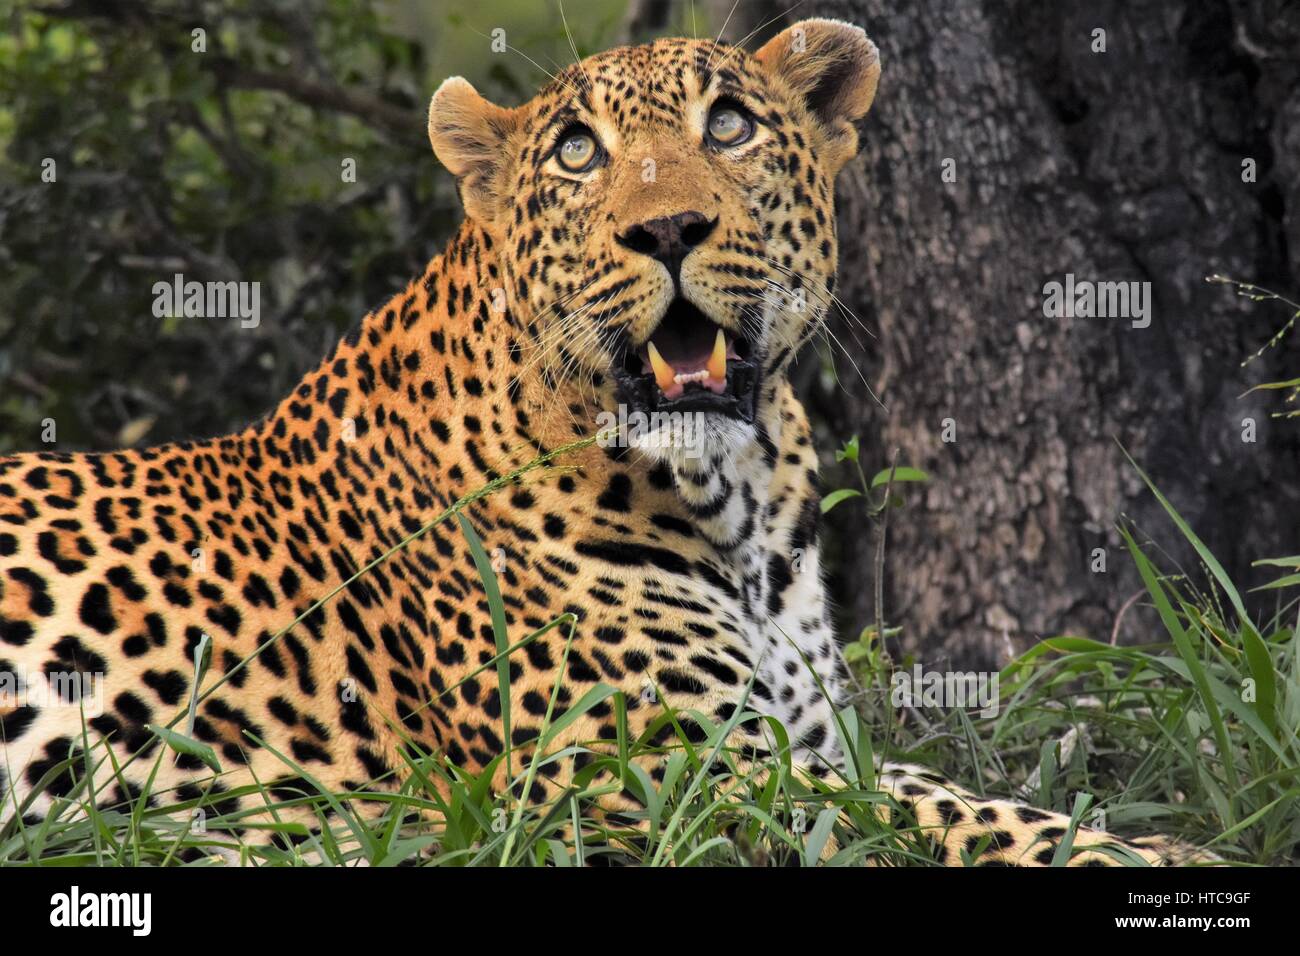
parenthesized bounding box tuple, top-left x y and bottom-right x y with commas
(428, 77, 519, 226)
(755, 19, 880, 166)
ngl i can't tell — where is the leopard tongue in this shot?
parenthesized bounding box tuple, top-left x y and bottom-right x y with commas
(645, 330, 729, 400)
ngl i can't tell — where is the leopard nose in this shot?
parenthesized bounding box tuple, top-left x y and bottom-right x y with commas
(616, 211, 717, 280)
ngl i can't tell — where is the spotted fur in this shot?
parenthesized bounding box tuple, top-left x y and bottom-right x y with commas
(0, 20, 1208, 865)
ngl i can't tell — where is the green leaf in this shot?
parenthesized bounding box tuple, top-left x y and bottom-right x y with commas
(842, 642, 870, 663)
(1035, 739, 1058, 808)
(192, 631, 213, 687)
(147, 725, 221, 773)
(1120, 445, 1249, 625)
(184, 631, 211, 739)
(835, 435, 860, 463)
(456, 511, 513, 781)
(999, 635, 1117, 682)
(1156, 657, 1287, 760)
(820, 488, 861, 513)
(1242, 376, 1300, 394)
(538, 682, 618, 747)
(802, 807, 841, 866)
(1049, 792, 1092, 867)
(1241, 623, 1279, 735)
(869, 466, 929, 489)
(1122, 443, 1279, 740)
(1250, 573, 1300, 592)
(1119, 523, 1239, 815)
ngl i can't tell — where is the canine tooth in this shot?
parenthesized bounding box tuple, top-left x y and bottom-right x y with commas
(707, 329, 727, 381)
(646, 341, 677, 391)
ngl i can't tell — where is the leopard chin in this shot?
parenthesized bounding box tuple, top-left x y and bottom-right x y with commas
(634, 414, 757, 470)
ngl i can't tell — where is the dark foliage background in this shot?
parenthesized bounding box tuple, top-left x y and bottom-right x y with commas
(3, 0, 1298, 667)
(0, 0, 626, 450)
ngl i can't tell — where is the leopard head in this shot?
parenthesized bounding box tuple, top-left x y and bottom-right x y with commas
(428, 18, 880, 463)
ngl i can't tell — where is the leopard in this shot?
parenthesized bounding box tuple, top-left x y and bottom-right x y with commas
(0, 18, 1211, 865)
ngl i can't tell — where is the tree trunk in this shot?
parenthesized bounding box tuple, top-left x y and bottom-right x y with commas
(708, 0, 1300, 667)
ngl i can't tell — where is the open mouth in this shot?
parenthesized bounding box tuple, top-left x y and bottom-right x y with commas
(613, 298, 760, 421)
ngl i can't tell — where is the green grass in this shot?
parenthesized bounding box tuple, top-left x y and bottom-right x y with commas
(3, 450, 1298, 866)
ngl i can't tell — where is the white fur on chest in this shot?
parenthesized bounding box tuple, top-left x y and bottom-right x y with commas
(665, 431, 847, 770)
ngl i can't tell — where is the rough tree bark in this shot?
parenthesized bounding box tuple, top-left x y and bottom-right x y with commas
(703, 0, 1300, 667)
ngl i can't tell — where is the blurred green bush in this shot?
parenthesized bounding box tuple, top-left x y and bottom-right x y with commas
(0, 0, 629, 452)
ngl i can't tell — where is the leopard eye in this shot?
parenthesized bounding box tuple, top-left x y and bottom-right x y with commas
(707, 104, 753, 147)
(557, 128, 600, 173)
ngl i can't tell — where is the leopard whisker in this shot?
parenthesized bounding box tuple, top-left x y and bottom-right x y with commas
(706, 1, 808, 86)
(752, 251, 877, 340)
